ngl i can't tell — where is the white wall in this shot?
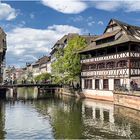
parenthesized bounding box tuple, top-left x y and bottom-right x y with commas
(47, 61, 51, 73)
(82, 78, 84, 89)
(109, 79, 114, 90)
(99, 79, 103, 90)
(92, 79, 95, 90)
(82, 89, 114, 101)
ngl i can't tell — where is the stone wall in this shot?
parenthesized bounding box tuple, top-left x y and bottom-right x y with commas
(81, 89, 114, 101)
(114, 92, 140, 110)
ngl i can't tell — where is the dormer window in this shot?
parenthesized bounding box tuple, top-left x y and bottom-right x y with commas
(64, 39, 67, 44)
(123, 25, 127, 29)
(96, 36, 115, 45)
(3, 39, 6, 48)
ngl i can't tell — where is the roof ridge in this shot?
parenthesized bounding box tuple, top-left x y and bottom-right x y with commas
(112, 18, 140, 29)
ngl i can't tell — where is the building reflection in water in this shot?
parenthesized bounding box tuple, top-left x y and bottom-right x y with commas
(0, 101, 6, 139)
(2, 91, 140, 139)
(6, 87, 38, 100)
(33, 96, 140, 139)
(82, 99, 133, 139)
(33, 96, 84, 139)
(114, 105, 140, 139)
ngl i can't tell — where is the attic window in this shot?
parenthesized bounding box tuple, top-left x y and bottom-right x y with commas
(3, 39, 6, 48)
(64, 39, 67, 44)
(123, 25, 127, 29)
(96, 36, 115, 45)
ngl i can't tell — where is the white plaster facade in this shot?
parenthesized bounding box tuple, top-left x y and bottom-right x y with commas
(81, 78, 131, 101)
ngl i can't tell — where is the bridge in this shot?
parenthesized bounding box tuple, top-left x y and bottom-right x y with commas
(0, 83, 61, 88)
(0, 84, 61, 99)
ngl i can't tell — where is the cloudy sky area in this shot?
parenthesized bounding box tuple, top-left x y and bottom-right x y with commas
(0, 0, 140, 67)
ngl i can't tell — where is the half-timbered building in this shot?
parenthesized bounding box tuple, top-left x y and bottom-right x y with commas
(79, 19, 140, 101)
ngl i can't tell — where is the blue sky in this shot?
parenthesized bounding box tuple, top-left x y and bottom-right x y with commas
(0, 0, 140, 67)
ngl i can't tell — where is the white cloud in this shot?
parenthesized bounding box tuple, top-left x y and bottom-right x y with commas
(91, 1, 140, 12)
(93, 1, 121, 11)
(0, 3, 18, 20)
(123, 1, 140, 12)
(41, 0, 87, 14)
(30, 13, 35, 19)
(98, 21, 104, 25)
(69, 15, 84, 22)
(7, 25, 82, 66)
(88, 21, 95, 26)
(86, 16, 93, 22)
(41, 0, 140, 13)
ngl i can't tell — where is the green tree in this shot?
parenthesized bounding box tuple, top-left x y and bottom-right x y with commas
(34, 74, 42, 82)
(34, 72, 51, 83)
(51, 48, 65, 84)
(52, 36, 87, 86)
(40, 73, 51, 81)
(63, 36, 87, 85)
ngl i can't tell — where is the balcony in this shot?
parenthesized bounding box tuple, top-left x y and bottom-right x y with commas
(81, 51, 140, 63)
(81, 69, 129, 78)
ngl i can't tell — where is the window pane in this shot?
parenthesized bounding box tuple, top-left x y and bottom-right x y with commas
(114, 79, 120, 89)
(103, 79, 108, 89)
(95, 79, 99, 89)
(84, 79, 92, 89)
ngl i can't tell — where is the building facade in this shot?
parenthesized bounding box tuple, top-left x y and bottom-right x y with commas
(50, 33, 97, 76)
(0, 27, 7, 83)
(80, 19, 140, 101)
(39, 56, 50, 74)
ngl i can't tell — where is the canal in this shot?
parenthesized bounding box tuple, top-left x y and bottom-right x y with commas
(0, 88, 140, 139)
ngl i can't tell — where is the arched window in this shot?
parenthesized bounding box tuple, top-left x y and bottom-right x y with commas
(106, 61, 115, 69)
(117, 60, 127, 68)
(89, 64, 96, 70)
(97, 63, 105, 69)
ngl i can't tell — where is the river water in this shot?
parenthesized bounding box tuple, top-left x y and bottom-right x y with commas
(0, 88, 140, 139)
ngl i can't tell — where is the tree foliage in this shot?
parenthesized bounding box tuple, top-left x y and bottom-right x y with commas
(52, 36, 87, 85)
(34, 72, 51, 83)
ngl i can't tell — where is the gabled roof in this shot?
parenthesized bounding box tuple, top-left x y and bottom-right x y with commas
(0, 27, 6, 36)
(51, 33, 79, 49)
(50, 33, 97, 55)
(38, 55, 50, 65)
(79, 19, 140, 53)
(95, 29, 120, 41)
(104, 19, 140, 36)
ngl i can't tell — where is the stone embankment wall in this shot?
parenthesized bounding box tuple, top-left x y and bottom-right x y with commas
(114, 91, 140, 111)
(55, 88, 81, 98)
(81, 89, 114, 102)
(115, 105, 140, 124)
(56, 88, 140, 111)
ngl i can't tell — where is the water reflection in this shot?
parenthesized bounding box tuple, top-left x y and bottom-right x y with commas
(82, 99, 140, 139)
(6, 87, 38, 100)
(0, 93, 140, 139)
(34, 96, 84, 139)
(114, 106, 140, 139)
(6, 87, 54, 100)
(33, 96, 140, 139)
(5, 101, 54, 139)
(0, 102, 6, 139)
